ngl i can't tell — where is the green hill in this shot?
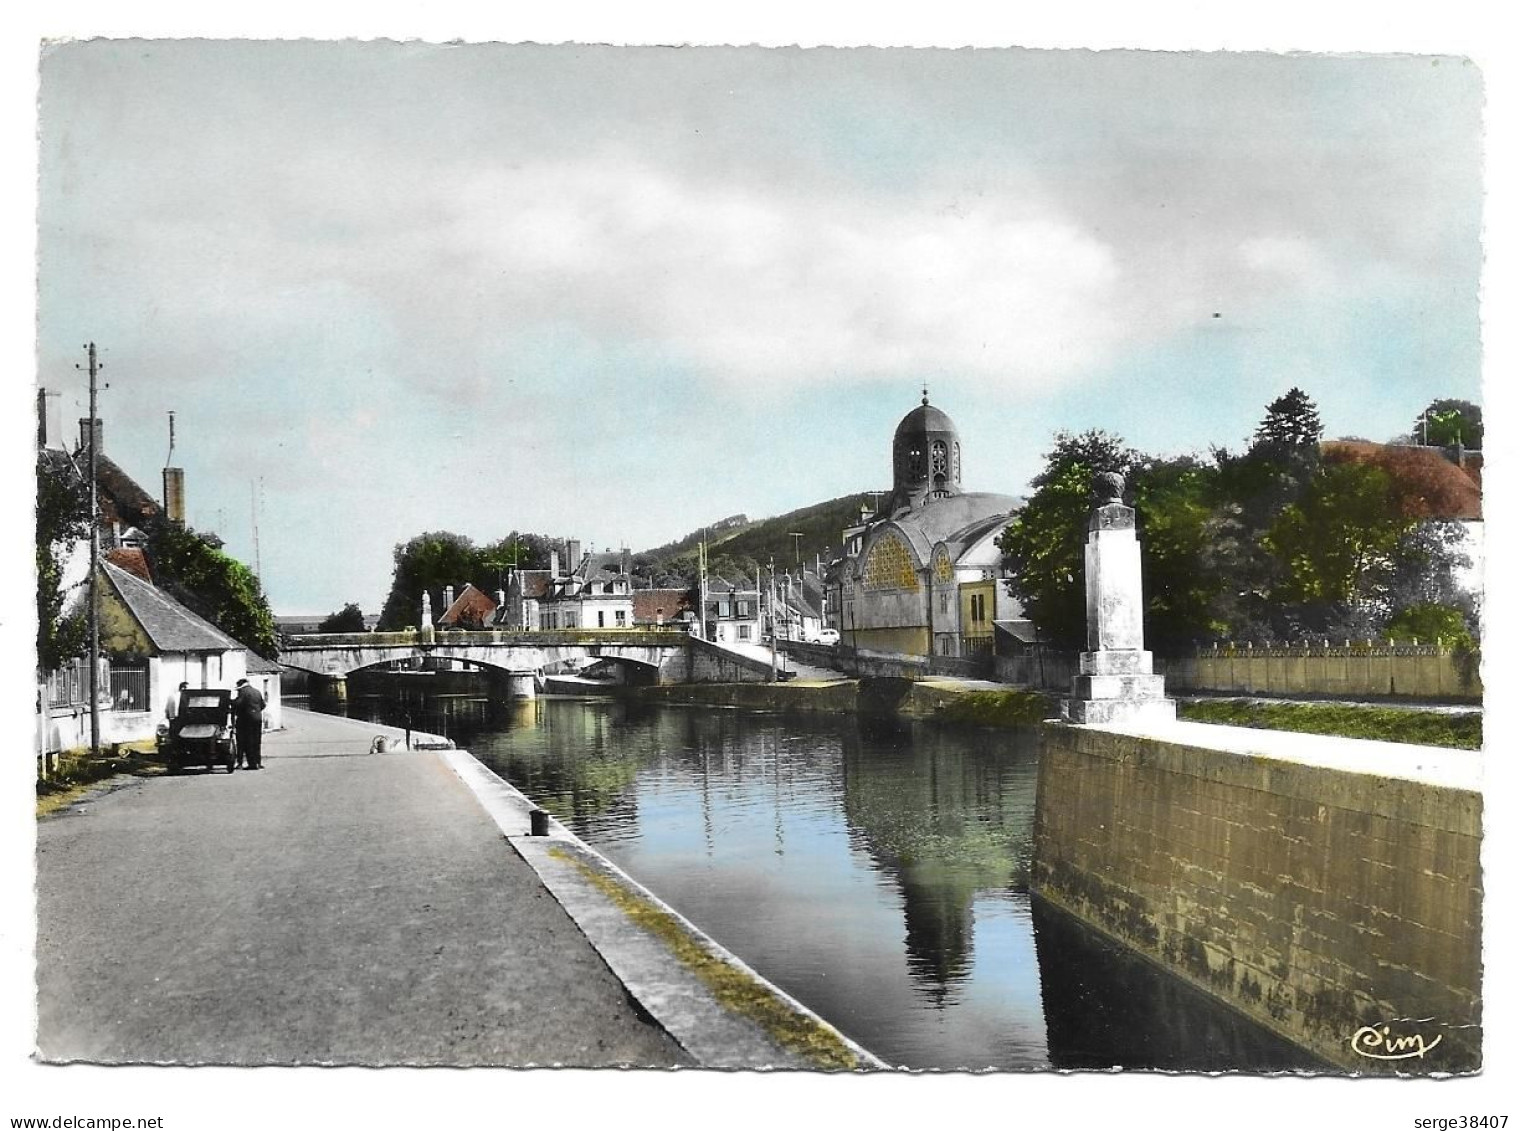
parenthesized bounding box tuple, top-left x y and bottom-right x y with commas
(631, 493, 879, 586)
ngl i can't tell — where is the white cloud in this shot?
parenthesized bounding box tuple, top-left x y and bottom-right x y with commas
(438, 156, 1125, 389)
(1238, 234, 1330, 284)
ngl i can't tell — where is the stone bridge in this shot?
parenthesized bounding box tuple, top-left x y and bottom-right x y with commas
(278, 627, 775, 689)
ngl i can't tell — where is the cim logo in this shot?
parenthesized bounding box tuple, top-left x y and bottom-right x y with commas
(1351, 1022, 1443, 1061)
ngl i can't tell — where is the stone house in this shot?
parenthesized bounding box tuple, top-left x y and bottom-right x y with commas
(536, 550, 636, 630)
(42, 561, 252, 752)
(703, 578, 761, 644)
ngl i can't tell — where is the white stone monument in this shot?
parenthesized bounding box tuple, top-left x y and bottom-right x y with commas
(1062, 471, 1177, 726)
(420, 590, 436, 645)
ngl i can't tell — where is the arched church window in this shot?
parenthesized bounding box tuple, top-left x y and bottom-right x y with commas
(952, 442, 961, 482)
(931, 441, 948, 478)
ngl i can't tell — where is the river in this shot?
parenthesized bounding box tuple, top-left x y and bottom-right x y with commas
(305, 689, 1319, 1072)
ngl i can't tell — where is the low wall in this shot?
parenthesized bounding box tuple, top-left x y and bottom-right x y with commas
(679, 638, 778, 684)
(995, 651, 1077, 692)
(782, 640, 844, 670)
(1163, 644, 1480, 702)
(42, 705, 156, 753)
(1032, 724, 1481, 1072)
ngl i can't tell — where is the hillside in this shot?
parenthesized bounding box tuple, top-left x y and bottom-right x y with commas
(632, 492, 879, 585)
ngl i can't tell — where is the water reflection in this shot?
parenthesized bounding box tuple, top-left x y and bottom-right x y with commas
(839, 715, 1037, 1004)
(319, 693, 1316, 1072)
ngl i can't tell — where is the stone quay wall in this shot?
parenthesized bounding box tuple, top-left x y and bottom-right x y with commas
(1163, 642, 1480, 702)
(1032, 725, 1481, 1072)
(996, 643, 1480, 701)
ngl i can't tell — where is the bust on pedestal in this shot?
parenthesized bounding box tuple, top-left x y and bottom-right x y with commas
(1062, 471, 1176, 726)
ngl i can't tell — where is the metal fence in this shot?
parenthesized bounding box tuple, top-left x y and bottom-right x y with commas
(108, 664, 149, 712)
(47, 661, 84, 708)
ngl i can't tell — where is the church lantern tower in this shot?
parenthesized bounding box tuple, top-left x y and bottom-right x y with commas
(887, 390, 962, 514)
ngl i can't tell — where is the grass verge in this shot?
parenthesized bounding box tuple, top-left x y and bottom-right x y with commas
(1178, 700, 1480, 750)
(37, 741, 164, 817)
(933, 689, 1057, 728)
(548, 846, 862, 1070)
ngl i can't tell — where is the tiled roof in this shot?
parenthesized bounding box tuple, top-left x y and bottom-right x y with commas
(632, 588, 692, 624)
(514, 570, 553, 599)
(1322, 441, 1482, 521)
(875, 492, 1023, 565)
(246, 651, 284, 673)
(577, 552, 631, 583)
(106, 546, 154, 583)
(439, 582, 498, 626)
(102, 561, 244, 655)
(95, 454, 161, 524)
(39, 447, 84, 484)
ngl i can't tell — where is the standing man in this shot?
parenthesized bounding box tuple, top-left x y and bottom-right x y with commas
(232, 677, 267, 770)
(166, 681, 190, 737)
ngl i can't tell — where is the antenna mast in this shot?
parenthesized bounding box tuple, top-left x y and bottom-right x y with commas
(251, 478, 263, 579)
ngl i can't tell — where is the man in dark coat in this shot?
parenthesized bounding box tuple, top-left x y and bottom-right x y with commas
(232, 678, 267, 770)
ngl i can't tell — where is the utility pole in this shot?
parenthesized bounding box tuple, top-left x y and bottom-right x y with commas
(768, 558, 778, 683)
(77, 343, 102, 759)
(697, 535, 709, 641)
(788, 531, 803, 565)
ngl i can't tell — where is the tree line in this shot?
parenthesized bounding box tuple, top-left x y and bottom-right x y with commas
(997, 393, 1480, 653)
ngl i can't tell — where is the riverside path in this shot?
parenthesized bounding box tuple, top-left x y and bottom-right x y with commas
(35, 707, 691, 1067)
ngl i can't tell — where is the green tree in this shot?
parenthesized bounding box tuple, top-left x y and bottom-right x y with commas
(377, 531, 482, 630)
(1251, 386, 1323, 459)
(143, 518, 279, 657)
(1413, 398, 1482, 449)
(479, 531, 559, 588)
(318, 602, 367, 633)
(1262, 459, 1418, 611)
(36, 452, 90, 673)
(1132, 457, 1228, 650)
(1385, 603, 1474, 648)
(997, 431, 1140, 648)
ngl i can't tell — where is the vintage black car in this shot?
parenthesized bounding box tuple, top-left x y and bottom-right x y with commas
(159, 688, 237, 774)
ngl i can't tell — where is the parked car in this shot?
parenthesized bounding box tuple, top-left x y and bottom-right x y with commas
(158, 688, 237, 774)
(815, 628, 841, 645)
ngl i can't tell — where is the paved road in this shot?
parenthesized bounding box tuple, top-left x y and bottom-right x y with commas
(36, 708, 691, 1067)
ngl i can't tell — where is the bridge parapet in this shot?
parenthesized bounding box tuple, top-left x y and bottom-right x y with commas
(284, 628, 692, 650)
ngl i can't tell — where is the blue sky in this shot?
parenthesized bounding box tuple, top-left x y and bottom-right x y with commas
(36, 43, 1484, 614)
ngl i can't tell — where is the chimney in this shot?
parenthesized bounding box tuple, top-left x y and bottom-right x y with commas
(566, 539, 582, 570)
(621, 547, 631, 577)
(550, 550, 560, 578)
(162, 468, 186, 525)
(443, 584, 455, 610)
(37, 390, 64, 449)
(79, 417, 103, 453)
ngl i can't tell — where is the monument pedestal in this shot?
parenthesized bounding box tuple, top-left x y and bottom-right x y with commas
(1062, 477, 1176, 727)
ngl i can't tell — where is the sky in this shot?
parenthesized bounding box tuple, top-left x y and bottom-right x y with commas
(34, 41, 1486, 615)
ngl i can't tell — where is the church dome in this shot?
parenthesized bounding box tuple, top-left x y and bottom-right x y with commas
(888, 392, 962, 512)
(893, 402, 956, 441)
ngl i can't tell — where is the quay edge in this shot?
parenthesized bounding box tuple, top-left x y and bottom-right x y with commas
(441, 747, 888, 1072)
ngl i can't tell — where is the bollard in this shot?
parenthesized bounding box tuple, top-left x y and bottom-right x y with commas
(529, 808, 550, 837)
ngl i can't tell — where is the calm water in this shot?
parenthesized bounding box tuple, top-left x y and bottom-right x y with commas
(315, 690, 1318, 1072)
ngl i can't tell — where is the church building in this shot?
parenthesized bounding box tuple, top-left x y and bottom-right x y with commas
(834, 394, 1024, 660)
